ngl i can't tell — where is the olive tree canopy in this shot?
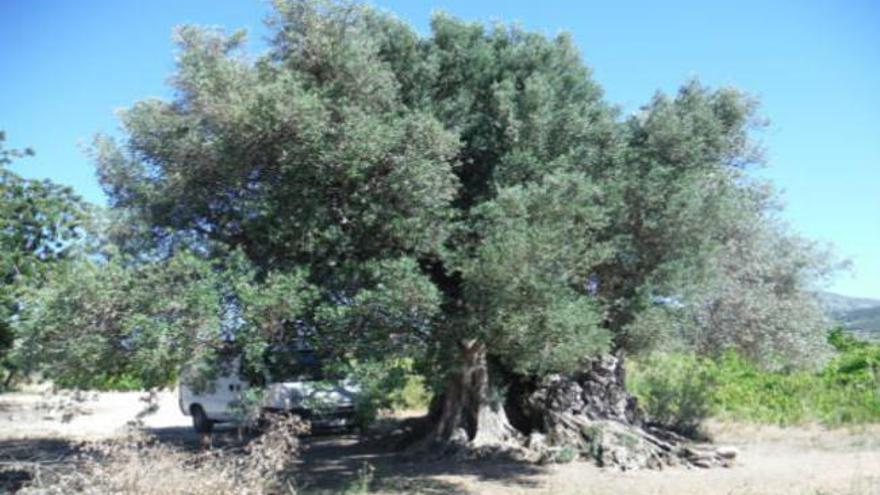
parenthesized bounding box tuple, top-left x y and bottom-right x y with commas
(23, 0, 834, 459)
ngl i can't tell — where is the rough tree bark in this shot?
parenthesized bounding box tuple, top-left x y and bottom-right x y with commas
(411, 339, 522, 455)
(514, 352, 737, 469)
(411, 347, 736, 469)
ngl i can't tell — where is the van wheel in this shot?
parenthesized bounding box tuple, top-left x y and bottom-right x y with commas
(191, 405, 214, 434)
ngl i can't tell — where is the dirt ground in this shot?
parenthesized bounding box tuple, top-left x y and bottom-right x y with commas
(1, 390, 878, 494)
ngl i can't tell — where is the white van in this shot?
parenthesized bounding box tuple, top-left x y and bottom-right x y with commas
(178, 351, 360, 433)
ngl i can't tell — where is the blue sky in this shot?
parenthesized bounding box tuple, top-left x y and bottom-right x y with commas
(2, 0, 878, 298)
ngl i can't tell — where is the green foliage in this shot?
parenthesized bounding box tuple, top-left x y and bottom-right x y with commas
(823, 328, 880, 394)
(630, 332, 880, 427)
(13, 250, 227, 389)
(312, 258, 443, 361)
(65, 372, 148, 392)
(229, 388, 266, 426)
(458, 172, 613, 373)
(628, 353, 714, 437)
(93, 1, 628, 376)
(97, 12, 460, 271)
(11, 0, 833, 413)
(552, 446, 579, 464)
(604, 83, 766, 345)
(678, 215, 838, 368)
(233, 263, 318, 374)
(390, 372, 432, 411)
(332, 358, 430, 427)
(1, 131, 90, 388)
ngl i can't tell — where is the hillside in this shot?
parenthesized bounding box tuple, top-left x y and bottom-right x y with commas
(818, 291, 880, 340)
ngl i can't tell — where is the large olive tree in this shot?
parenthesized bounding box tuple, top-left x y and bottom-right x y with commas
(92, 0, 832, 464)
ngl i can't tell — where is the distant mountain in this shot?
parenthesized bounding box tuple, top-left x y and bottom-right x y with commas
(818, 291, 880, 341)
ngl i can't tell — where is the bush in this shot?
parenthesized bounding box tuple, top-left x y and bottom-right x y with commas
(628, 354, 715, 437)
(387, 372, 432, 411)
(630, 331, 880, 428)
(57, 372, 149, 392)
(333, 358, 432, 428)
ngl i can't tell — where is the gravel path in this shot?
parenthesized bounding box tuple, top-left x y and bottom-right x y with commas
(0, 389, 190, 440)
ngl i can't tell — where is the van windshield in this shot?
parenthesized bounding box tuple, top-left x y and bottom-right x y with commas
(265, 350, 334, 382)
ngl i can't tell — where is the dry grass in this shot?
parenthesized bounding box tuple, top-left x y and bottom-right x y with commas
(17, 414, 307, 495)
(4, 392, 878, 494)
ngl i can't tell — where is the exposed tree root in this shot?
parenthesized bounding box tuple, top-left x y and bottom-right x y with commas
(407, 350, 737, 469)
(519, 353, 737, 469)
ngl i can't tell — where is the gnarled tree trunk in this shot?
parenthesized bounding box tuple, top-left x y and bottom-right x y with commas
(411, 348, 736, 469)
(413, 339, 522, 455)
(514, 352, 736, 469)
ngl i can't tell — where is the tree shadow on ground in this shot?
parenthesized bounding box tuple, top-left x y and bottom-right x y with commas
(0, 437, 81, 492)
(368, 457, 547, 495)
(0, 424, 548, 494)
(0, 437, 79, 463)
(143, 422, 350, 451)
(146, 418, 548, 494)
(296, 433, 546, 494)
(145, 424, 249, 452)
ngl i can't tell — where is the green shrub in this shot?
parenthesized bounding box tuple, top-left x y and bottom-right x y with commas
(335, 358, 432, 428)
(628, 354, 714, 437)
(388, 372, 432, 411)
(630, 332, 880, 427)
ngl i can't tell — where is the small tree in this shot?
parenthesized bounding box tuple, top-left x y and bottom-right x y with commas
(0, 131, 90, 388)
